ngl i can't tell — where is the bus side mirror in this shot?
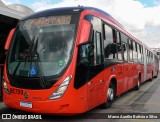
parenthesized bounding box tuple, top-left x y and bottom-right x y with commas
(77, 20, 91, 46)
(5, 28, 15, 50)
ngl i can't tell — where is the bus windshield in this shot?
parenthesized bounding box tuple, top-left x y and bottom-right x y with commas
(7, 15, 76, 78)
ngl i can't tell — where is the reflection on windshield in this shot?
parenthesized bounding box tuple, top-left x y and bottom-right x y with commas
(8, 17, 75, 77)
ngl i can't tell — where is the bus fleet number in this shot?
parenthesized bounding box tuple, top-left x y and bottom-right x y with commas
(10, 88, 23, 95)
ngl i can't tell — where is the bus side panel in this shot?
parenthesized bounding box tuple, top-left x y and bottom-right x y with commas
(87, 70, 106, 110)
(143, 45, 147, 81)
(87, 62, 125, 111)
(123, 63, 128, 92)
(115, 63, 124, 96)
(141, 63, 145, 83)
(132, 62, 137, 87)
(153, 55, 156, 77)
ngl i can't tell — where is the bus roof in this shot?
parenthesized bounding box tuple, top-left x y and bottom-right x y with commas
(22, 7, 123, 27)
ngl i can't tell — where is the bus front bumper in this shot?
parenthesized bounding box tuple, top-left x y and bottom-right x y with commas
(3, 92, 77, 115)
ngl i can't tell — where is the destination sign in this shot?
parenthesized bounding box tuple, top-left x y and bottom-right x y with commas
(30, 15, 71, 27)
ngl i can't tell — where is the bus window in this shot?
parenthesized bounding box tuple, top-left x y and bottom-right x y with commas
(151, 53, 153, 63)
(148, 51, 150, 64)
(122, 42, 128, 61)
(116, 31, 122, 60)
(120, 33, 128, 61)
(146, 50, 148, 64)
(141, 46, 144, 63)
(133, 41, 138, 62)
(75, 43, 90, 89)
(104, 25, 113, 43)
(103, 25, 117, 59)
(84, 15, 103, 65)
(137, 44, 141, 63)
(95, 32, 102, 64)
(128, 39, 133, 62)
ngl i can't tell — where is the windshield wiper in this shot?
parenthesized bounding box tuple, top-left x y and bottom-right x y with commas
(30, 38, 50, 88)
(10, 30, 32, 85)
(10, 61, 21, 85)
(10, 37, 50, 88)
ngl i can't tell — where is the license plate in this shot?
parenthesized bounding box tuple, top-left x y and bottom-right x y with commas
(20, 101, 32, 108)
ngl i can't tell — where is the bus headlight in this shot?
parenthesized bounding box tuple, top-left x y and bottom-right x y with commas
(3, 76, 10, 94)
(49, 76, 72, 100)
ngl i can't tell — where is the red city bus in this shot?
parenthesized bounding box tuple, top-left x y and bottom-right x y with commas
(3, 7, 159, 114)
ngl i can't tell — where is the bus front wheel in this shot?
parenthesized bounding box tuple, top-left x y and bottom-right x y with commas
(100, 82, 115, 109)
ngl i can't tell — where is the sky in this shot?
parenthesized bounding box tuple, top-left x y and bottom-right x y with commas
(1, 0, 160, 48)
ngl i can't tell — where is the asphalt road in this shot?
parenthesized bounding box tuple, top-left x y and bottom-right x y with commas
(0, 75, 160, 122)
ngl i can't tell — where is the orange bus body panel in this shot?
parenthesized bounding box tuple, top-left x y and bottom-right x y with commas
(5, 28, 15, 50)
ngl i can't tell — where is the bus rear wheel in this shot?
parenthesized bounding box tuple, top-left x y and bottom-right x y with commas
(100, 82, 115, 109)
(155, 71, 158, 78)
(135, 78, 140, 90)
(150, 72, 153, 81)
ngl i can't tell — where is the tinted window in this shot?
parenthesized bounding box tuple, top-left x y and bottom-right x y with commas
(133, 41, 138, 62)
(8, 16, 76, 77)
(95, 32, 102, 65)
(120, 33, 128, 61)
(122, 42, 128, 61)
(141, 46, 144, 63)
(103, 25, 119, 60)
(116, 32, 122, 60)
(129, 39, 133, 61)
(121, 33, 128, 43)
(137, 44, 141, 62)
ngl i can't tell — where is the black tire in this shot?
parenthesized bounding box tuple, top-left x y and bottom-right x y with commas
(100, 82, 115, 109)
(135, 78, 140, 90)
(155, 71, 158, 78)
(150, 72, 153, 81)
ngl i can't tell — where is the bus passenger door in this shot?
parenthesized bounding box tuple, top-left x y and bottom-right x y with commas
(121, 41, 129, 92)
(127, 39, 134, 90)
(87, 31, 105, 109)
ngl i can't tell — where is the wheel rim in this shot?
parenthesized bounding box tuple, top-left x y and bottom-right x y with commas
(108, 88, 114, 101)
(138, 80, 140, 88)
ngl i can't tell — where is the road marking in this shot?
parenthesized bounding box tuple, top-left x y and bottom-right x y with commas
(125, 119, 155, 122)
(142, 93, 160, 96)
(123, 91, 141, 103)
(124, 109, 148, 113)
(133, 102, 160, 105)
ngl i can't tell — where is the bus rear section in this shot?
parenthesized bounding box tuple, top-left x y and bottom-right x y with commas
(143, 46, 158, 81)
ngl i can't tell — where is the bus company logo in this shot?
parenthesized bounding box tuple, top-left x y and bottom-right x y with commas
(2, 114, 11, 119)
(24, 92, 29, 99)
